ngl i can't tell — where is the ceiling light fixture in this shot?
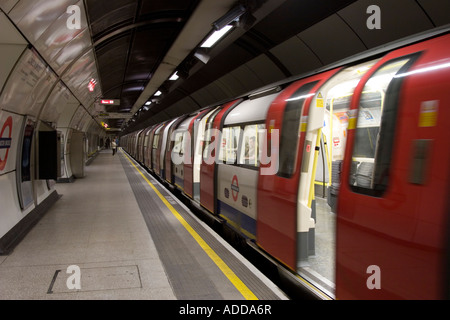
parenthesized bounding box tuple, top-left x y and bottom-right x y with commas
(194, 48, 210, 64)
(212, 4, 246, 31)
(200, 25, 233, 48)
(169, 72, 179, 81)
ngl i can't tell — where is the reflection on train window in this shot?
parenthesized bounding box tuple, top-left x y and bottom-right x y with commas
(350, 56, 416, 195)
(152, 134, 159, 149)
(202, 107, 222, 161)
(219, 126, 241, 164)
(278, 81, 318, 178)
(307, 59, 379, 197)
(144, 134, 149, 149)
(294, 61, 379, 293)
(239, 124, 266, 167)
(172, 131, 185, 155)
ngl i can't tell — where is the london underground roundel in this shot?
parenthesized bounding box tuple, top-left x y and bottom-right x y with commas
(0, 116, 13, 171)
(231, 175, 239, 202)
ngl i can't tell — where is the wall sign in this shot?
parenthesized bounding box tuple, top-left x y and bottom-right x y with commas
(0, 116, 13, 171)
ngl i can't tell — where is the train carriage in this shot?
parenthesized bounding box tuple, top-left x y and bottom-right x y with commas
(336, 32, 450, 300)
(217, 93, 279, 240)
(199, 100, 242, 214)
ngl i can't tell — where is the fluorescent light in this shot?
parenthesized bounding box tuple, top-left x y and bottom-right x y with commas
(394, 62, 450, 78)
(169, 72, 179, 81)
(285, 93, 315, 102)
(155, 91, 162, 96)
(200, 25, 233, 48)
(145, 101, 152, 106)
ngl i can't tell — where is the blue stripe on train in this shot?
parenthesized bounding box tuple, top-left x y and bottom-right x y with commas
(217, 200, 256, 239)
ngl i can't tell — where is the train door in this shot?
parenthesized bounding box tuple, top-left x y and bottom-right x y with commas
(257, 71, 338, 273)
(159, 119, 177, 179)
(257, 60, 379, 296)
(151, 124, 164, 174)
(296, 59, 380, 296)
(164, 116, 186, 184)
(184, 108, 214, 200)
(171, 115, 196, 191)
(191, 108, 217, 202)
(147, 125, 159, 172)
(137, 130, 145, 163)
(142, 127, 152, 167)
(132, 130, 143, 158)
(200, 100, 241, 214)
(336, 35, 450, 299)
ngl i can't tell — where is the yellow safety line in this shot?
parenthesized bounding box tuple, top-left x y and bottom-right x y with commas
(122, 150, 258, 300)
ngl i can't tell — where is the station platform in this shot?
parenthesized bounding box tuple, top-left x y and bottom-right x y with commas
(0, 148, 287, 300)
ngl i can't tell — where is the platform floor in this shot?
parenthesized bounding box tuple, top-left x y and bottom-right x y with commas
(0, 149, 287, 300)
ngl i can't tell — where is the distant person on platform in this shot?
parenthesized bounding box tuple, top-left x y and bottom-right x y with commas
(111, 138, 117, 156)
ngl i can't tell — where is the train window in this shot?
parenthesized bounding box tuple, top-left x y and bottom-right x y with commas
(278, 81, 318, 178)
(350, 54, 420, 196)
(144, 135, 149, 148)
(219, 126, 241, 164)
(239, 124, 266, 167)
(153, 134, 159, 149)
(203, 107, 222, 161)
(172, 131, 185, 155)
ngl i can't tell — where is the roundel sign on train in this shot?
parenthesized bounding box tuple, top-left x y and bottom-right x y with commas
(0, 116, 13, 171)
(231, 175, 239, 202)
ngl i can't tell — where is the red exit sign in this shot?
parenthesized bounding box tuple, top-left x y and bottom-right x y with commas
(99, 99, 120, 105)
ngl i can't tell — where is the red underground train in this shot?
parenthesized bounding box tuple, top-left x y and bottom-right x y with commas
(121, 30, 450, 300)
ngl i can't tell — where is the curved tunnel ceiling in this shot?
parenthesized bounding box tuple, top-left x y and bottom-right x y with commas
(86, 0, 201, 129)
(1, 0, 449, 135)
(122, 0, 450, 134)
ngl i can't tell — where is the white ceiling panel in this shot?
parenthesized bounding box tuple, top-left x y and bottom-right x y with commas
(215, 72, 248, 99)
(417, 0, 450, 27)
(0, 11, 27, 44)
(191, 86, 217, 107)
(169, 97, 199, 115)
(9, 0, 79, 43)
(0, 44, 26, 91)
(0, 0, 19, 13)
(230, 64, 266, 94)
(245, 54, 285, 86)
(270, 36, 323, 76)
(202, 83, 229, 104)
(40, 81, 72, 123)
(298, 14, 366, 66)
(338, 0, 434, 49)
(0, 49, 49, 116)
